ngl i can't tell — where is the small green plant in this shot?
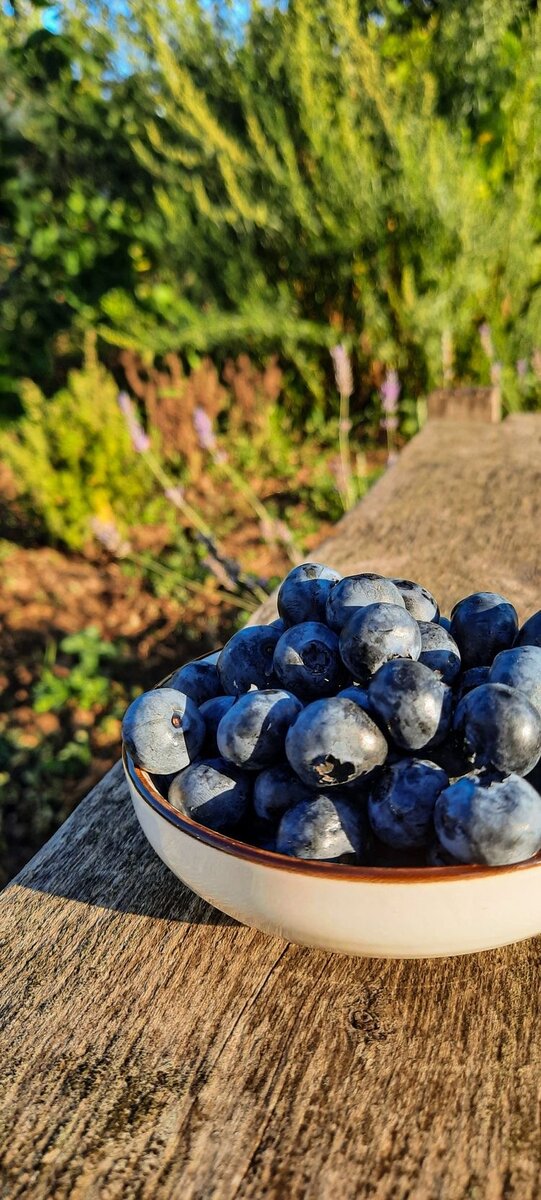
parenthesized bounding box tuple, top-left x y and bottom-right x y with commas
(32, 627, 120, 714)
(0, 333, 161, 550)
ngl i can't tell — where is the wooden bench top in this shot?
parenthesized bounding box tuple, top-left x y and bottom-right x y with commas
(1, 413, 541, 1199)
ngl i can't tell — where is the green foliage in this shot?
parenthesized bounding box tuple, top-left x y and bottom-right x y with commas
(0, 333, 160, 548)
(32, 627, 120, 713)
(2, 0, 541, 414)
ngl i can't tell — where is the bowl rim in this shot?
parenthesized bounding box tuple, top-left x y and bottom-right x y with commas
(124, 748, 541, 885)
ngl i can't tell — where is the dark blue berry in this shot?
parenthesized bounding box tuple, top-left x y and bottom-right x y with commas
(516, 609, 541, 649)
(367, 758, 449, 849)
(276, 792, 370, 862)
(325, 573, 405, 632)
(168, 757, 251, 831)
(285, 696, 387, 787)
(253, 764, 314, 821)
(449, 592, 518, 668)
(417, 620, 461, 685)
(391, 578, 439, 622)
(169, 658, 222, 705)
(340, 602, 422, 681)
(489, 645, 541, 716)
(217, 688, 303, 770)
(368, 659, 452, 751)
(434, 772, 541, 865)
(199, 694, 236, 753)
(122, 687, 205, 774)
(277, 563, 341, 626)
(273, 621, 343, 699)
(217, 625, 280, 695)
(454, 682, 541, 776)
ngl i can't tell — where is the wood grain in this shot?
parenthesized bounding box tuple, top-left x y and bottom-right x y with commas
(1, 414, 541, 1200)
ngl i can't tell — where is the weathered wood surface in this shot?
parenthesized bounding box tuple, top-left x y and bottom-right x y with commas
(1, 414, 541, 1200)
(426, 385, 501, 423)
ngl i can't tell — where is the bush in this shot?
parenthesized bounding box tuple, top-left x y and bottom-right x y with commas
(0, 333, 160, 549)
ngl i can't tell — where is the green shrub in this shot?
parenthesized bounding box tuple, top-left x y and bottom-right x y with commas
(0, 334, 161, 549)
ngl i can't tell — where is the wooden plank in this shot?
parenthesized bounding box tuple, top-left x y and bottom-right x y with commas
(427, 385, 501, 423)
(1, 414, 541, 1199)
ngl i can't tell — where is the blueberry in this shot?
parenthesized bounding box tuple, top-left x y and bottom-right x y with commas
(199, 694, 237, 752)
(434, 772, 541, 865)
(417, 620, 461, 685)
(367, 758, 449, 850)
(391, 579, 439, 622)
(253, 764, 315, 821)
(340, 602, 422, 681)
(454, 682, 541, 776)
(337, 684, 373, 712)
(217, 625, 280, 695)
(276, 792, 370, 862)
(269, 617, 287, 635)
(285, 696, 387, 787)
(368, 659, 452, 751)
(217, 688, 303, 770)
(516, 609, 541, 649)
(438, 616, 452, 633)
(449, 592, 518, 668)
(325, 573, 405, 632)
(170, 658, 222, 705)
(273, 621, 344, 699)
(455, 666, 490, 702)
(235, 816, 277, 852)
(168, 757, 251, 831)
(426, 840, 462, 867)
(277, 563, 342, 626)
(489, 646, 541, 717)
(122, 687, 205, 774)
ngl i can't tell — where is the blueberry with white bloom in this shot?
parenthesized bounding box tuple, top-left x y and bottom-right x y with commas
(368, 758, 449, 850)
(285, 696, 387, 787)
(489, 645, 541, 716)
(516, 609, 541, 649)
(336, 684, 373, 712)
(426, 840, 462, 867)
(391, 578, 439, 622)
(368, 659, 452, 751)
(273, 621, 344, 699)
(253, 764, 315, 821)
(417, 620, 461, 685)
(449, 591, 518, 668)
(277, 563, 342, 627)
(199, 694, 236, 752)
(170, 658, 222, 705)
(340, 602, 422, 681)
(276, 792, 370, 862)
(326, 573, 405, 632)
(434, 772, 541, 865)
(454, 682, 541, 776)
(122, 687, 205, 774)
(217, 625, 280, 695)
(217, 688, 303, 770)
(168, 757, 251, 831)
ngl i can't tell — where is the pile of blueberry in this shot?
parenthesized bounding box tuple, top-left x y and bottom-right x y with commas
(122, 565, 541, 868)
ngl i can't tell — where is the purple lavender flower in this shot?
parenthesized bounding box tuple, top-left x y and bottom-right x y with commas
(193, 406, 217, 452)
(516, 358, 528, 380)
(164, 485, 185, 506)
(90, 516, 131, 557)
(380, 369, 401, 414)
(532, 350, 541, 380)
(118, 392, 150, 453)
(331, 345, 353, 398)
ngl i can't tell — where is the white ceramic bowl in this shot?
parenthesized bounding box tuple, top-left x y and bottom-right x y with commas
(123, 750, 541, 960)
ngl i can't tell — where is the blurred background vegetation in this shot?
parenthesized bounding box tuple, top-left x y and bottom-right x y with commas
(1, 0, 541, 880)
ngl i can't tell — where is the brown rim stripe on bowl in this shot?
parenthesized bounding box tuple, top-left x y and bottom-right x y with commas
(123, 747, 541, 884)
